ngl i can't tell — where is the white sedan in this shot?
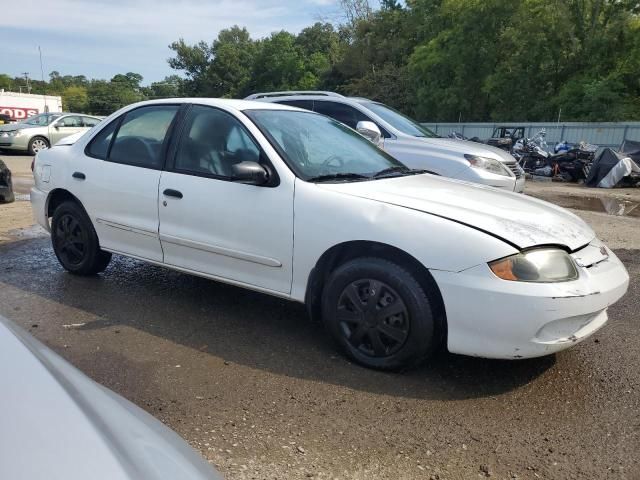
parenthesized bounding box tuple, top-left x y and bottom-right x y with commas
(31, 99, 629, 370)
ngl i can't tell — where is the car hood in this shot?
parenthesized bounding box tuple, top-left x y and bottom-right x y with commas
(0, 316, 222, 480)
(319, 174, 594, 251)
(404, 137, 516, 163)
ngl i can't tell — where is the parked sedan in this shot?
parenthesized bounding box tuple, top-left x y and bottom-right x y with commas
(31, 99, 629, 370)
(0, 112, 102, 155)
(0, 314, 223, 479)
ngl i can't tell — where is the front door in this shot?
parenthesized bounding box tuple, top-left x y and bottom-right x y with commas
(158, 105, 294, 294)
(49, 116, 84, 144)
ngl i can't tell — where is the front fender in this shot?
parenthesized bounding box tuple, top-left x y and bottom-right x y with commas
(290, 180, 517, 302)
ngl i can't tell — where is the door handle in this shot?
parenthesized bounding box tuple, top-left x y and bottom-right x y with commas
(163, 189, 183, 199)
(72, 172, 86, 180)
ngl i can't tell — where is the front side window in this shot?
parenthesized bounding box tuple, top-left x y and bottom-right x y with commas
(82, 116, 101, 127)
(246, 110, 406, 181)
(58, 116, 82, 127)
(108, 105, 178, 169)
(174, 105, 261, 178)
(362, 102, 439, 138)
(23, 114, 61, 126)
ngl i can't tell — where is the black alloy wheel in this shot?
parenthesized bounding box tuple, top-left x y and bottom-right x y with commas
(54, 213, 87, 266)
(337, 279, 410, 358)
(51, 201, 112, 275)
(322, 257, 439, 371)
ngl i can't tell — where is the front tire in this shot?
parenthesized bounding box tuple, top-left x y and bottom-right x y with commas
(28, 136, 50, 155)
(321, 257, 437, 371)
(51, 201, 111, 275)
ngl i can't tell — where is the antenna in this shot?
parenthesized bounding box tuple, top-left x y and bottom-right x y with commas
(38, 46, 49, 113)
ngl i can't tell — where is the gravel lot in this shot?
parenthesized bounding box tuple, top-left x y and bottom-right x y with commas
(1, 153, 639, 479)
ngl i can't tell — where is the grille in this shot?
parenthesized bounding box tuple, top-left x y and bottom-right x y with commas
(504, 162, 522, 178)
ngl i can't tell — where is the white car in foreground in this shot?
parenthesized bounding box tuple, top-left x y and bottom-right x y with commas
(0, 315, 222, 479)
(31, 99, 629, 370)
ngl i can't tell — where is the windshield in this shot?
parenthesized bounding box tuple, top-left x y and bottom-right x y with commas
(362, 102, 439, 138)
(246, 110, 407, 182)
(22, 114, 61, 126)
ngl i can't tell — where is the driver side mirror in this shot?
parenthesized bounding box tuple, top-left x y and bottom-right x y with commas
(356, 121, 382, 146)
(54, 125, 60, 130)
(231, 161, 269, 186)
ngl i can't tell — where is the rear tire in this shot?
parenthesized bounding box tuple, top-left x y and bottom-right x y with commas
(321, 257, 437, 371)
(28, 136, 50, 155)
(51, 201, 111, 275)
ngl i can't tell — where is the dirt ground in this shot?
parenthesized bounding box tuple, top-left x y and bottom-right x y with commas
(1, 154, 639, 480)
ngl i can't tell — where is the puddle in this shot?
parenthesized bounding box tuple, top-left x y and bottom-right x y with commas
(549, 195, 640, 218)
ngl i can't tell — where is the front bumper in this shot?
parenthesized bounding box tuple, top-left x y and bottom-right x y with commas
(432, 242, 629, 359)
(0, 134, 29, 151)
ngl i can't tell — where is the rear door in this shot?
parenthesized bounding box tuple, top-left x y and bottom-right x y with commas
(83, 105, 180, 262)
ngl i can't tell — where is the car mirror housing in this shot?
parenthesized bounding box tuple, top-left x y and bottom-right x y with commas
(231, 161, 269, 185)
(356, 121, 382, 146)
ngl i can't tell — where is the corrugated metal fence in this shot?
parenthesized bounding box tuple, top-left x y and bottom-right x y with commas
(421, 122, 640, 149)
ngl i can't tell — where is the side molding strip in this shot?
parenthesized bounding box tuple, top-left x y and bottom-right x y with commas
(159, 233, 282, 268)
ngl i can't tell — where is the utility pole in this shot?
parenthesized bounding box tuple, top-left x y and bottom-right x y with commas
(21, 72, 32, 94)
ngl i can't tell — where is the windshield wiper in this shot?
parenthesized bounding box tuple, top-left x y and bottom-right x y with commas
(373, 167, 433, 179)
(307, 173, 369, 183)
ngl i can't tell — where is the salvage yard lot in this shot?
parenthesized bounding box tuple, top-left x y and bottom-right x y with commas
(1, 154, 639, 479)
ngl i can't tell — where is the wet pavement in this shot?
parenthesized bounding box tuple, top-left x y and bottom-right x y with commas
(0, 238, 638, 479)
(540, 194, 640, 218)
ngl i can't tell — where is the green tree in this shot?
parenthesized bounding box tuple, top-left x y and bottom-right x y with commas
(63, 85, 89, 112)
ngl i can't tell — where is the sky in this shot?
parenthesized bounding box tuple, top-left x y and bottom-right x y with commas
(1, 0, 348, 85)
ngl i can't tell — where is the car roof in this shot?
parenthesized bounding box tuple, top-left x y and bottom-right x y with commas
(128, 98, 300, 112)
(244, 91, 379, 105)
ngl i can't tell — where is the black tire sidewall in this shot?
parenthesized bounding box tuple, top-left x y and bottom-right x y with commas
(322, 257, 435, 371)
(51, 201, 107, 275)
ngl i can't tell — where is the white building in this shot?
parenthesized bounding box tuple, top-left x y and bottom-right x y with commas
(0, 90, 63, 121)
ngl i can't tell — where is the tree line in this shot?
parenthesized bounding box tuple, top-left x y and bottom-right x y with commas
(2, 0, 639, 121)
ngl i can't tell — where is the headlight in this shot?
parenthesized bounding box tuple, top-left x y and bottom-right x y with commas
(489, 248, 579, 283)
(464, 154, 511, 177)
(8, 130, 23, 137)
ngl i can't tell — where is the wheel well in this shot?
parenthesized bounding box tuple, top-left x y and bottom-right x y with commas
(305, 241, 447, 342)
(47, 189, 82, 218)
(30, 135, 50, 144)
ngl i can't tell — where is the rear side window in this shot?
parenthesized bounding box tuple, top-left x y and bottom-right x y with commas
(312, 101, 370, 130)
(86, 119, 119, 160)
(108, 106, 179, 169)
(275, 100, 314, 111)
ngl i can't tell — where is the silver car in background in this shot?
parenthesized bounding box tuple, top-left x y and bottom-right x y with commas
(247, 91, 525, 192)
(0, 315, 223, 480)
(0, 112, 102, 155)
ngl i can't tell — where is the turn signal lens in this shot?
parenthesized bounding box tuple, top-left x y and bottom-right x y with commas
(489, 248, 579, 283)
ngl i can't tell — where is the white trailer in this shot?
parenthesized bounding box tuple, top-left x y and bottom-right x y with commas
(0, 90, 63, 121)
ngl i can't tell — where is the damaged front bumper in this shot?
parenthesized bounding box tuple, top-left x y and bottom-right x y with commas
(431, 240, 629, 359)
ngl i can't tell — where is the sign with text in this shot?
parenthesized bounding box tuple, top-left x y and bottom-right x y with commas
(0, 106, 39, 120)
